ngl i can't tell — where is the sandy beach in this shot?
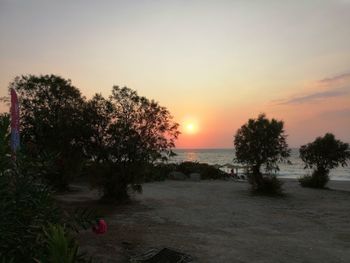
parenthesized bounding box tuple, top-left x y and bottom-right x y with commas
(57, 179, 350, 263)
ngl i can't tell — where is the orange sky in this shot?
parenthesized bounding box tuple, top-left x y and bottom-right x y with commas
(1, 1, 350, 148)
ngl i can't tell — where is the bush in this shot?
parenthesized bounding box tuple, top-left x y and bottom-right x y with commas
(248, 174, 284, 195)
(38, 224, 92, 263)
(0, 166, 97, 262)
(177, 161, 227, 180)
(299, 170, 329, 189)
(144, 163, 177, 182)
(0, 169, 62, 261)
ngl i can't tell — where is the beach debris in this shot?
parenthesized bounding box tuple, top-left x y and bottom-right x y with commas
(92, 219, 107, 234)
(130, 247, 193, 263)
(189, 173, 201, 181)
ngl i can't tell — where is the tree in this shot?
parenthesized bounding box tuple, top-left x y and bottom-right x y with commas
(234, 114, 290, 194)
(9, 75, 86, 189)
(87, 86, 180, 201)
(299, 133, 350, 188)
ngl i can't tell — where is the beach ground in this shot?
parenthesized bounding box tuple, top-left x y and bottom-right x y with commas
(57, 179, 350, 263)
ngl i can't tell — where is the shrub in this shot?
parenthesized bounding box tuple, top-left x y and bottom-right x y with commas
(144, 163, 177, 182)
(37, 224, 92, 263)
(299, 133, 350, 188)
(177, 161, 227, 180)
(299, 170, 330, 189)
(248, 174, 284, 195)
(0, 165, 96, 262)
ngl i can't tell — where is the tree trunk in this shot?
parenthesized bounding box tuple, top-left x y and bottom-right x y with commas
(252, 164, 264, 190)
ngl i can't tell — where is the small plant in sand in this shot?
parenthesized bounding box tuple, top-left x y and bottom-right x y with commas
(234, 114, 290, 195)
(299, 133, 350, 188)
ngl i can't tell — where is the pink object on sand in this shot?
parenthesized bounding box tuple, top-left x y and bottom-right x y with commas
(92, 219, 107, 234)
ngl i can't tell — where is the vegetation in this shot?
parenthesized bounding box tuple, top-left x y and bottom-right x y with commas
(84, 86, 180, 201)
(177, 161, 227, 180)
(0, 91, 97, 262)
(234, 114, 290, 195)
(0, 164, 96, 262)
(10, 75, 87, 190)
(299, 133, 350, 188)
(7, 75, 180, 200)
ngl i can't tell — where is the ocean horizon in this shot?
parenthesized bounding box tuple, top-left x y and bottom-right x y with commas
(171, 148, 350, 181)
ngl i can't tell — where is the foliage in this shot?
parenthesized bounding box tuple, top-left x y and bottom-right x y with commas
(143, 163, 177, 182)
(247, 174, 284, 195)
(86, 86, 179, 201)
(177, 161, 227, 180)
(234, 114, 290, 194)
(35, 224, 92, 263)
(299, 133, 350, 188)
(0, 113, 11, 173)
(9, 75, 87, 189)
(0, 165, 97, 262)
(298, 171, 329, 189)
(0, 168, 62, 261)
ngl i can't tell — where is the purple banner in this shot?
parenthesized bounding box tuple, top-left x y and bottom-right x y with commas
(10, 88, 20, 153)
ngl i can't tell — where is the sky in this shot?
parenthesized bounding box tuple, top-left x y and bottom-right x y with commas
(0, 0, 350, 148)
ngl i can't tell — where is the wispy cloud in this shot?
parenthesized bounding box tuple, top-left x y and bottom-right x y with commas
(318, 72, 350, 85)
(272, 71, 350, 105)
(276, 86, 349, 105)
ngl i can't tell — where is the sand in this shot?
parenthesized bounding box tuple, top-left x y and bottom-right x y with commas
(57, 179, 350, 263)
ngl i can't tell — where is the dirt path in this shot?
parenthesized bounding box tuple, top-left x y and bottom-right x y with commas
(57, 180, 350, 263)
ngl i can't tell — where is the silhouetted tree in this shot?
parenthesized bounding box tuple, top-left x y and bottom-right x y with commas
(9, 75, 86, 189)
(299, 133, 350, 188)
(87, 86, 180, 201)
(234, 114, 290, 194)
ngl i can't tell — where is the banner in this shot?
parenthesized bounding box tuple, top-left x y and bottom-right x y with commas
(10, 88, 20, 154)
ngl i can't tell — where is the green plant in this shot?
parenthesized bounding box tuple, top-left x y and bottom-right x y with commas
(36, 224, 92, 263)
(0, 168, 62, 261)
(0, 165, 97, 262)
(234, 114, 290, 194)
(299, 133, 350, 188)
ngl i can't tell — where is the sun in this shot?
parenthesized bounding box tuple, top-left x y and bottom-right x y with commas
(183, 119, 199, 135)
(186, 123, 195, 132)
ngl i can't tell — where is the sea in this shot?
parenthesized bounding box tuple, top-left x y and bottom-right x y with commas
(170, 149, 350, 181)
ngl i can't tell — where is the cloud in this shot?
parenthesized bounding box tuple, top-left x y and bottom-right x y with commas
(276, 86, 349, 105)
(318, 72, 350, 85)
(272, 71, 350, 106)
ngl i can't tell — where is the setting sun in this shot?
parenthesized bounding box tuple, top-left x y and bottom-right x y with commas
(186, 123, 195, 133)
(182, 118, 199, 135)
